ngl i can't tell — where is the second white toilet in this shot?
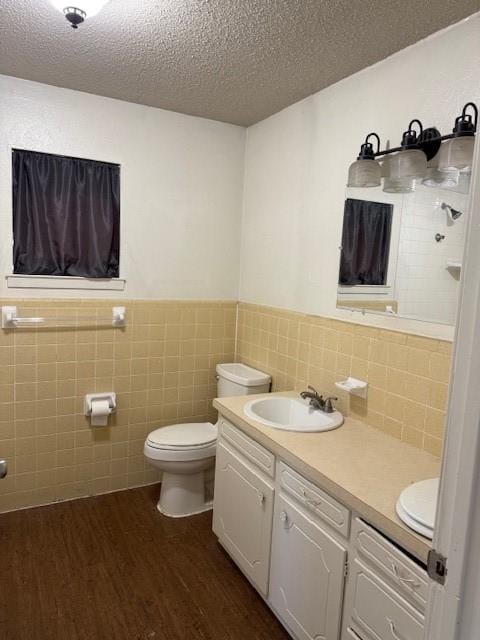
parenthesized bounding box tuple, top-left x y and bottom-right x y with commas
(144, 362, 271, 517)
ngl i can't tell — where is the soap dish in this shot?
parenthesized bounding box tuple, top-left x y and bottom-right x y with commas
(335, 377, 368, 399)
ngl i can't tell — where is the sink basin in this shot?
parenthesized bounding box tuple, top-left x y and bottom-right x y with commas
(244, 396, 343, 432)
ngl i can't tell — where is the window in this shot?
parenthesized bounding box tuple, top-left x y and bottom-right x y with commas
(339, 198, 393, 286)
(12, 149, 120, 278)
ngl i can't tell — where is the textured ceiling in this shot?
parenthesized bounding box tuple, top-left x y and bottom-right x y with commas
(1, 0, 480, 126)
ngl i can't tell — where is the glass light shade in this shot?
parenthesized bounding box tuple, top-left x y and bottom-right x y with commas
(422, 167, 459, 188)
(49, 0, 109, 17)
(383, 177, 416, 193)
(347, 159, 381, 188)
(437, 137, 475, 173)
(380, 157, 390, 177)
(388, 149, 427, 180)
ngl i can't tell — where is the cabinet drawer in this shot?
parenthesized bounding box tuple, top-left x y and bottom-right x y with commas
(352, 518, 429, 613)
(278, 462, 350, 537)
(347, 559, 424, 640)
(219, 418, 275, 478)
(344, 629, 364, 640)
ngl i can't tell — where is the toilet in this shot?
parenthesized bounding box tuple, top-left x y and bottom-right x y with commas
(144, 362, 271, 517)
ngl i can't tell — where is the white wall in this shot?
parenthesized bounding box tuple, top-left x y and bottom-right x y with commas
(239, 14, 480, 340)
(0, 75, 245, 299)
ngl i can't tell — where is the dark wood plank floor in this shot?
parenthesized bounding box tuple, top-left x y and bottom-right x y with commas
(0, 485, 290, 640)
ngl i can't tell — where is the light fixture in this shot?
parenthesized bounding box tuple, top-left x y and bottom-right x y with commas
(437, 103, 478, 173)
(349, 101, 477, 192)
(49, 0, 110, 28)
(347, 133, 382, 188)
(387, 120, 427, 180)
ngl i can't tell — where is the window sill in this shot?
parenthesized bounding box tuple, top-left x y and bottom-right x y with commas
(337, 285, 391, 297)
(5, 275, 126, 291)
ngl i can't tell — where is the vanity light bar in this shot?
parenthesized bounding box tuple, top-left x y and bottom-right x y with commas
(356, 102, 478, 162)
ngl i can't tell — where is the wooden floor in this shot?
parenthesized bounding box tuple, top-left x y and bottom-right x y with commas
(0, 485, 290, 640)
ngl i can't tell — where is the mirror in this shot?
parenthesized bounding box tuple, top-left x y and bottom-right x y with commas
(337, 176, 470, 325)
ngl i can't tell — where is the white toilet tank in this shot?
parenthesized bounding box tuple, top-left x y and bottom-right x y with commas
(216, 363, 271, 397)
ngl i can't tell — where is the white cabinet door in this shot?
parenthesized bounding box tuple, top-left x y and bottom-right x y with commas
(269, 494, 347, 640)
(212, 440, 274, 595)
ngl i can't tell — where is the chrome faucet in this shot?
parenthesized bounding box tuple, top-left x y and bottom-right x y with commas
(300, 386, 337, 413)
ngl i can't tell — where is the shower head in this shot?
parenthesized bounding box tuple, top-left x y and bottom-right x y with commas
(441, 202, 463, 221)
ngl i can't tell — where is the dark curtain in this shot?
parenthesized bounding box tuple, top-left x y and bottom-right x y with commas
(339, 198, 393, 286)
(12, 150, 120, 278)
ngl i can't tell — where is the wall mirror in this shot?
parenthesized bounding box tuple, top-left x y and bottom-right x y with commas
(336, 176, 471, 325)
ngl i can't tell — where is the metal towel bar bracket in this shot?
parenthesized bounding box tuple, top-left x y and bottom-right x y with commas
(1, 306, 126, 329)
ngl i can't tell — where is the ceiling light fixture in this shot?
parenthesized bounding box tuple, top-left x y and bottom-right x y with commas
(348, 101, 477, 190)
(49, 0, 110, 28)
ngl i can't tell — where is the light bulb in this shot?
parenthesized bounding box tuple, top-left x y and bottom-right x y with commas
(49, 0, 110, 18)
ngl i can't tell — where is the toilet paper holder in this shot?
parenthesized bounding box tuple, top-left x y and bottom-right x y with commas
(84, 392, 116, 423)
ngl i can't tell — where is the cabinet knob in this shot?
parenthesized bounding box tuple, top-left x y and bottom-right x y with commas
(280, 510, 292, 529)
(257, 491, 265, 505)
(0, 459, 6, 479)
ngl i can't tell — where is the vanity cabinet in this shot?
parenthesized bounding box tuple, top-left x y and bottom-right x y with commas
(212, 416, 430, 640)
(212, 438, 274, 596)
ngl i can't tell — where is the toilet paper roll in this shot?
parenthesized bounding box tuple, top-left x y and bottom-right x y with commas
(90, 399, 111, 427)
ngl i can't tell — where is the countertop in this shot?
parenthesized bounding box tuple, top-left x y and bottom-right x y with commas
(213, 391, 441, 564)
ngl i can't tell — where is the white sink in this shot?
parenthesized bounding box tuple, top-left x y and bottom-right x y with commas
(243, 396, 343, 432)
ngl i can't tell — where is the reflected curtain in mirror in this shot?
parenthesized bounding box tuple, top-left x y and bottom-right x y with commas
(339, 198, 393, 286)
(12, 150, 120, 278)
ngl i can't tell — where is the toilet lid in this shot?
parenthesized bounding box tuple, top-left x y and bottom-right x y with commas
(395, 500, 434, 539)
(396, 477, 439, 537)
(147, 422, 217, 450)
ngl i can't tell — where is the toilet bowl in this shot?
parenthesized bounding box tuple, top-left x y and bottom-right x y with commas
(144, 362, 271, 518)
(144, 422, 218, 517)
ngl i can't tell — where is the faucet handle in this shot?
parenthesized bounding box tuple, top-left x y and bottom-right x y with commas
(323, 396, 338, 413)
(307, 385, 322, 397)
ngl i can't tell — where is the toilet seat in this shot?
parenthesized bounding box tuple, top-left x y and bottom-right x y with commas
(145, 422, 217, 462)
(147, 422, 217, 450)
(395, 477, 439, 540)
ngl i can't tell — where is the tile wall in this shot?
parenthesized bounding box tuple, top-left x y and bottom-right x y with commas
(395, 183, 468, 324)
(0, 299, 236, 513)
(236, 302, 452, 457)
(0, 297, 453, 513)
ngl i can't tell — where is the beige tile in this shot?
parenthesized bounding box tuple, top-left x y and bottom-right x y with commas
(1, 298, 452, 514)
(407, 348, 431, 377)
(402, 426, 424, 449)
(424, 407, 446, 439)
(423, 435, 443, 457)
(367, 363, 387, 390)
(429, 352, 451, 384)
(428, 381, 449, 411)
(353, 336, 370, 360)
(236, 302, 453, 458)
